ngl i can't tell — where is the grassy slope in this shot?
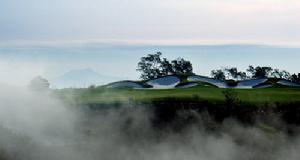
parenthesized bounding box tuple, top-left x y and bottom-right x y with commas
(58, 84, 300, 105)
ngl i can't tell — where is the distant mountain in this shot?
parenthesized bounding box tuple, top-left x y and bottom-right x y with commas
(50, 68, 124, 88)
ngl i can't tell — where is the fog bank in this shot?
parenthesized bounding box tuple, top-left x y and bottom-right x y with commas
(1, 85, 300, 160)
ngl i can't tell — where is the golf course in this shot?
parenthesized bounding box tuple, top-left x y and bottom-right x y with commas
(58, 76, 300, 106)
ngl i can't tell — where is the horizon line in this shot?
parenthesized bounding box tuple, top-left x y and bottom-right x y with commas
(0, 39, 300, 49)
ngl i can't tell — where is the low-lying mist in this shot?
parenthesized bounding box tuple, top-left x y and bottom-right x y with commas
(1, 85, 300, 160)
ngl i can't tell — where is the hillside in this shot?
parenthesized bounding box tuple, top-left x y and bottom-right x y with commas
(50, 68, 124, 88)
(57, 75, 300, 106)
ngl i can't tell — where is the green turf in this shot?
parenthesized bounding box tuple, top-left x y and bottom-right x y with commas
(56, 84, 300, 105)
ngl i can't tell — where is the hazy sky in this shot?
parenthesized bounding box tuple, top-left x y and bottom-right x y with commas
(1, 0, 300, 87)
(0, 0, 299, 46)
(1, 45, 300, 87)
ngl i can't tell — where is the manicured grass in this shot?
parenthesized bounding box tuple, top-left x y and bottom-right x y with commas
(57, 85, 300, 105)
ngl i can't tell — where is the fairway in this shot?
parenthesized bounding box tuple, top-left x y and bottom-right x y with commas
(59, 85, 300, 105)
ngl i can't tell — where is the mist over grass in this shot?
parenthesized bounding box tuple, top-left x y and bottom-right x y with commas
(1, 85, 300, 160)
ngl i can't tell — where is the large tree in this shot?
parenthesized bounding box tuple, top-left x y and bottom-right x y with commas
(271, 69, 290, 79)
(237, 71, 247, 80)
(211, 69, 226, 80)
(171, 58, 193, 75)
(225, 67, 238, 79)
(291, 74, 298, 82)
(137, 52, 193, 80)
(291, 73, 300, 83)
(223, 67, 247, 80)
(137, 52, 163, 79)
(280, 70, 291, 80)
(271, 69, 281, 78)
(247, 65, 273, 78)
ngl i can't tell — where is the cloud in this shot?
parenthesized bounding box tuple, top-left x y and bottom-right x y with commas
(0, 0, 299, 46)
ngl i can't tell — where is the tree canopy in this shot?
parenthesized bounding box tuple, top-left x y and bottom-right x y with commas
(137, 53, 296, 82)
(225, 67, 247, 80)
(247, 65, 273, 78)
(211, 69, 226, 80)
(211, 65, 294, 81)
(28, 76, 50, 90)
(137, 52, 194, 80)
(291, 73, 300, 83)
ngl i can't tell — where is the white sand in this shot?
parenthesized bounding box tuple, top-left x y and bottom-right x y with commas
(236, 78, 268, 89)
(146, 76, 180, 89)
(277, 80, 300, 87)
(187, 76, 228, 88)
(188, 76, 268, 89)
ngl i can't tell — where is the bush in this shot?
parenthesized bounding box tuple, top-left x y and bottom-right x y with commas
(222, 89, 240, 112)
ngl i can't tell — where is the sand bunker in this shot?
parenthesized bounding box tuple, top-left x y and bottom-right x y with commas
(188, 76, 268, 89)
(146, 76, 180, 89)
(277, 80, 300, 87)
(187, 76, 228, 88)
(236, 78, 268, 89)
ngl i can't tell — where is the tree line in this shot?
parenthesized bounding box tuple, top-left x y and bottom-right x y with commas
(137, 52, 300, 83)
(211, 66, 298, 82)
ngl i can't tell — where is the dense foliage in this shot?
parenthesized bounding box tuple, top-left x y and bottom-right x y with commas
(211, 69, 226, 80)
(137, 52, 193, 80)
(291, 73, 300, 83)
(211, 65, 297, 81)
(136, 52, 299, 82)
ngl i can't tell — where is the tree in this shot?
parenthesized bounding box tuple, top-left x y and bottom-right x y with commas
(137, 52, 162, 79)
(246, 65, 255, 77)
(225, 67, 237, 79)
(247, 65, 273, 78)
(271, 69, 290, 79)
(160, 58, 174, 76)
(171, 58, 193, 75)
(28, 76, 50, 90)
(280, 70, 291, 80)
(211, 69, 226, 80)
(137, 52, 194, 80)
(237, 71, 247, 80)
(257, 66, 273, 78)
(222, 89, 240, 114)
(271, 69, 281, 78)
(225, 67, 238, 79)
(223, 67, 247, 80)
(291, 73, 300, 83)
(291, 74, 298, 82)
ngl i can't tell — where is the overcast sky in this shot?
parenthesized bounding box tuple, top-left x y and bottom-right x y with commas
(0, 0, 299, 46)
(1, 0, 300, 87)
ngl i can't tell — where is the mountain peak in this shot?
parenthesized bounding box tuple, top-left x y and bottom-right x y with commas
(50, 68, 123, 88)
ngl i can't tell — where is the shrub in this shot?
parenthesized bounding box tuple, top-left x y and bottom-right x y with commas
(222, 89, 240, 112)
